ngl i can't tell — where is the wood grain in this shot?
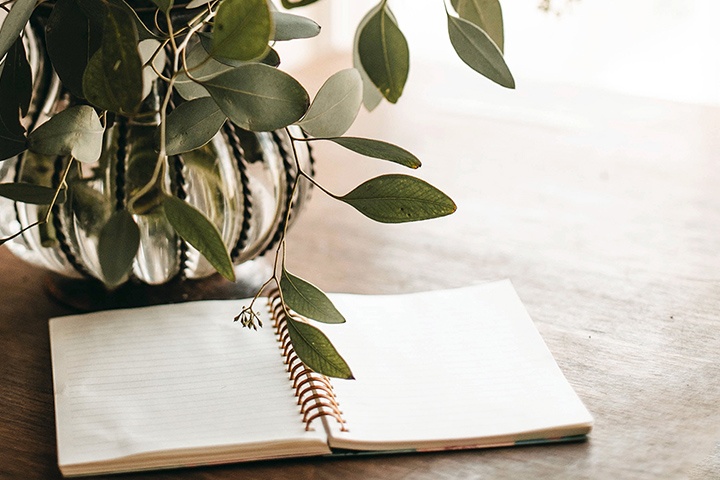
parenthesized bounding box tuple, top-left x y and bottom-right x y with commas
(1, 59, 718, 479)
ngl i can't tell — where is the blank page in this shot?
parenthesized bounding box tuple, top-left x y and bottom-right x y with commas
(50, 300, 329, 476)
(322, 280, 593, 450)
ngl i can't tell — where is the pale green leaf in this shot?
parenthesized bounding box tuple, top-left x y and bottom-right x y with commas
(162, 194, 235, 281)
(98, 209, 140, 287)
(451, 0, 504, 52)
(212, 0, 271, 61)
(272, 11, 320, 41)
(0, 183, 66, 205)
(202, 63, 309, 132)
(280, 268, 346, 324)
(139, 39, 167, 100)
(27, 106, 104, 163)
(164, 97, 226, 155)
(298, 68, 362, 138)
(447, 14, 514, 89)
(339, 174, 457, 223)
(328, 137, 421, 169)
(287, 317, 353, 379)
(0, 0, 35, 61)
(358, 5, 409, 104)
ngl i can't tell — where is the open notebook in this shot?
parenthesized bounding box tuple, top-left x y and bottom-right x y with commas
(49, 280, 593, 476)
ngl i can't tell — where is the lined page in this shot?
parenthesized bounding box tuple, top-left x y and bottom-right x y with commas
(50, 299, 328, 473)
(322, 280, 593, 450)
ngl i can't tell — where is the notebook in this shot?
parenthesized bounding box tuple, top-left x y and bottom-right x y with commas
(49, 280, 593, 476)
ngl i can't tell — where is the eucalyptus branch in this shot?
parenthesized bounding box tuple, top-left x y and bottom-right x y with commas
(43, 158, 74, 224)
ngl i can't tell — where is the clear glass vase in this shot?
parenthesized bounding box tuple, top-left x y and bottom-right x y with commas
(0, 22, 313, 297)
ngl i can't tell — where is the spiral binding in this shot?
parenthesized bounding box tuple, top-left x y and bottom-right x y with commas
(267, 290, 348, 432)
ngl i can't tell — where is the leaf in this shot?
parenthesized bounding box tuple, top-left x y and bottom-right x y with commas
(280, 0, 320, 9)
(138, 38, 167, 100)
(212, 0, 271, 61)
(0, 0, 35, 61)
(272, 11, 320, 41)
(164, 97, 226, 155)
(27, 106, 104, 163)
(162, 194, 235, 282)
(447, 14, 514, 89)
(202, 63, 309, 132)
(97, 209, 140, 287)
(280, 268, 345, 324)
(82, 0, 144, 115)
(45, 0, 103, 98)
(0, 183, 66, 205)
(298, 68, 362, 138)
(353, 4, 384, 111)
(151, 0, 173, 13)
(451, 0, 504, 52)
(0, 37, 29, 160)
(286, 317, 353, 379)
(358, 5, 409, 104)
(339, 174, 456, 223)
(328, 137, 421, 169)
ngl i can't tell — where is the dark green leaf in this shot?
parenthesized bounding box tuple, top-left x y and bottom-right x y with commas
(286, 317, 353, 379)
(164, 97, 226, 155)
(358, 5, 409, 104)
(353, 4, 384, 111)
(298, 68, 362, 138)
(339, 174, 456, 223)
(212, 0, 271, 61)
(0, 183, 66, 205)
(199, 32, 280, 67)
(46, 0, 103, 98)
(27, 106, 104, 163)
(327, 137, 421, 169)
(151, 0, 173, 13)
(98, 209, 140, 287)
(202, 63, 309, 132)
(447, 14, 514, 89)
(280, 0, 320, 9)
(0, 0, 35, 61)
(280, 268, 346, 324)
(82, 0, 144, 115)
(451, 0, 504, 52)
(0, 37, 29, 160)
(76, 0, 155, 41)
(162, 194, 235, 282)
(272, 11, 320, 41)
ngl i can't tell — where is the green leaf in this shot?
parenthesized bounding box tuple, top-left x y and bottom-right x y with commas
(298, 68, 362, 138)
(451, 0, 504, 52)
(138, 38, 167, 100)
(280, 0, 320, 9)
(27, 106, 104, 163)
(98, 209, 140, 287)
(327, 137, 421, 169)
(280, 268, 346, 324)
(0, 0, 35, 61)
(45, 0, 103, 98)
(212, 0, 271, 61)
(353, 4, 385, 111)
(162, 194, 236, 282)
(0, 183, 66, 205)
(286, 317, 353, 379)
(202, 63, 309, 132)
(272, 11, 320, 41)
(447, 14, 514, 89)
(358, 5, 409, 104)
(0, 37, 29, 160)
(82, 0, 144, 115)
(339, 174, 456, 223)
(150, 0, 173, 13)
(164, 97, 226, 155)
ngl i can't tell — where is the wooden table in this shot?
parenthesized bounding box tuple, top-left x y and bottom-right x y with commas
(1, 61, 719, 478)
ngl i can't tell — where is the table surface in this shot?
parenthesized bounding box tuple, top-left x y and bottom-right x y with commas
(1, 60, 719, 479)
